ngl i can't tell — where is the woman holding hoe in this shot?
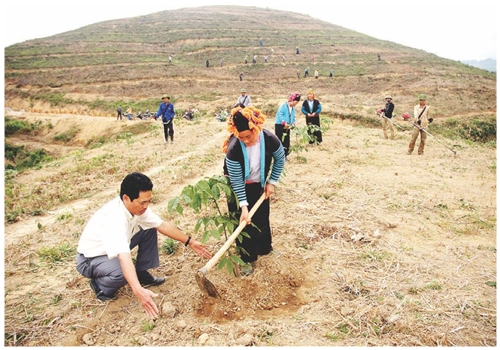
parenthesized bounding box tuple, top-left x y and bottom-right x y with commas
(275, 92, 301, 157)
(222, 106, 286, 275)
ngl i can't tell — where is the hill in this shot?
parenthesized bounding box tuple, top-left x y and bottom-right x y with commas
(3, 5, 497, 347)
(4, 5, 496, 118)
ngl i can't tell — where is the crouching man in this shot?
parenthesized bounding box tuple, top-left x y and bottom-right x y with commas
(76, 172, 212, 318)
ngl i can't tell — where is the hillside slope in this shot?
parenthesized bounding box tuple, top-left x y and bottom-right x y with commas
(4, 5, 496, 118)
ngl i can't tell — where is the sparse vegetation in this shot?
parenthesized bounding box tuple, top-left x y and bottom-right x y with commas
(38, 242, 76, 265)
(52, 126, 80, 143)
(5, 143, 52, 172)
(4, 117, 45, 135)
(2, 5, 496, 348)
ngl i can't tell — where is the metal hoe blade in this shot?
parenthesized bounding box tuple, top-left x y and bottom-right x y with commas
(196, 268, 220, 298)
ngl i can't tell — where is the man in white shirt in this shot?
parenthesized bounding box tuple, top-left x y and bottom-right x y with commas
(76, 172, 212, 318)
(234, 88, 252, 108)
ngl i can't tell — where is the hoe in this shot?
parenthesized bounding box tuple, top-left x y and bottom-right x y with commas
(195, 193, 266, 298)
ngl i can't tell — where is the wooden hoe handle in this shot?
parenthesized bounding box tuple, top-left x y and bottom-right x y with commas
(201, 193, 266, 273)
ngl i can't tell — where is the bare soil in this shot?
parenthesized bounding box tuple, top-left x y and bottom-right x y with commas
(3, 110, 496, 346)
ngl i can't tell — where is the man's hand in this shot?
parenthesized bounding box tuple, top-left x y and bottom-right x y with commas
(188, 239, 212, 259)
(118, 253, 160, 319)
(134, 287, 160, 319)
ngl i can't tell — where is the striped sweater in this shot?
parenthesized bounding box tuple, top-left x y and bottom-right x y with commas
(224, 129, 285, 206)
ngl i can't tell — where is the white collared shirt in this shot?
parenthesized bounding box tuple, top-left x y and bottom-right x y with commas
(77, 197, 162, 259)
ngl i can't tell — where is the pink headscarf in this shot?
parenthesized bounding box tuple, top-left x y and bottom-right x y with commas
(288, 92, 301, 102)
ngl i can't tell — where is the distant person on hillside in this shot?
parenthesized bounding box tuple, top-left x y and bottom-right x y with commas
(245, 55, 248, 64)
(169, 56, 172, 64)
(275, 92, 300, 157)
(260, 39, 264, 46)
(156, 94, 175, 144)
(117, 106, 123, 121)
(301, 89, 323, 145)
(311, 54, 315, 63)
(304, 67, 309, 78)
(329, 68, 334, 78)
(407, 94, 432, 155)
(76, 172, 211, 318)
(206, 59, 209, 68)
(296, 47, 300, 54)
(125, 106, 133, 120)
(235, 88, 252, 108)
(222, 106, 285, 275)
(239, 72, 243, 81)
(378, 53, 381, 61)
(377, 95, 395, 140)
(264, 55, 268, 63)
(252, 55, 257, 64)
(314, 69, 319, 79)
(220, 59, 224, 67)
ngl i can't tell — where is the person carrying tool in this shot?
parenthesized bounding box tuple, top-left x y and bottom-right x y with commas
(377, 95, 395, 139)
(407, 94, 432, 155)
(76, 172, 212, 319)
(275, 92, 300, 157)
(234, 88, 252, 108)
(222, 106, 286, 276)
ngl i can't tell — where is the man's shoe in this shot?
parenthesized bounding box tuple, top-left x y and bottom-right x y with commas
(137, 270, 166, 287)
(89, 279, 116, 302)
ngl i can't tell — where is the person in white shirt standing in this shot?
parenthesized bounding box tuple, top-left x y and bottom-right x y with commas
(76, 172, 212, 319)
(234, 88, 252, 108)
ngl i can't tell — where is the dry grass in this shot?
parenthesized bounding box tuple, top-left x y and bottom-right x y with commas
(3, 111, 496, 346)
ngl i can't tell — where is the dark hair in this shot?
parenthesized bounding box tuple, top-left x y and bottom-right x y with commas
(233, 111, 250, 132)
(120, 172, 153, 201)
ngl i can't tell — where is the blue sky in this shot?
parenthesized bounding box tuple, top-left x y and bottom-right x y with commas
(3, 0, 498, 61)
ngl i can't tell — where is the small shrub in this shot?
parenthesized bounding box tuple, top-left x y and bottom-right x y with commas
(161, 238, 178, 255)
(39, 242, 76, 264)
(57, 213, 73, 221)
(53, 126, 80, 143)
(424, 281, 442, 290)
(5, 143, 52, 172)
(4, 118, 43, 135)
(141, 320, 155, 331)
